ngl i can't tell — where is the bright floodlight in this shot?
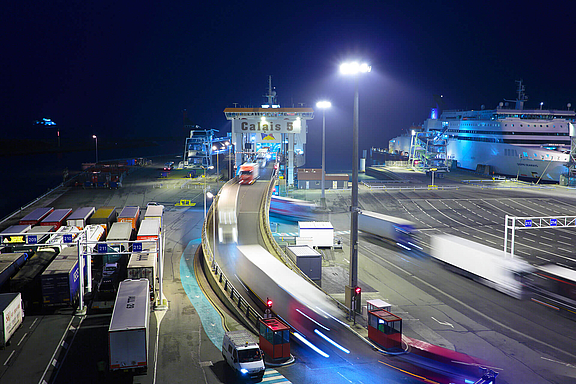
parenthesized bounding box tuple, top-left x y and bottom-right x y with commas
(316, 101, 332, 109)
(92, 135, 97, 139)
(340, 61, 371, 75)
(206, 192, 214, 198)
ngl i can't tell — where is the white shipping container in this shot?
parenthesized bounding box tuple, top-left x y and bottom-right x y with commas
(0, 292, 24, 347)
(298, 221, 334, 247)
(109, 279, 150, 372)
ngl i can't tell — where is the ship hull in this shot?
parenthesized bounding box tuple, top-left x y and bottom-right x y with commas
(447, 140, 568, 181)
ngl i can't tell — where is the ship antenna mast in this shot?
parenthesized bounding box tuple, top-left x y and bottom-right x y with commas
(504, 80, 528, 110)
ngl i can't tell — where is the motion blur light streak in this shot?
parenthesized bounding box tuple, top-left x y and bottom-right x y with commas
(315, 306, 351, 328)
(313, 329, 350, 354)
(407, 241, 423, 250)
(293, 332, 329, 358)
(378, 360, 441, 384)
(295, 308, 330, 331)
(396, 242, 411, 251)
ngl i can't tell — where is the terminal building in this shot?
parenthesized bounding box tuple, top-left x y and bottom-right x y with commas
(224, 77, 314, 187)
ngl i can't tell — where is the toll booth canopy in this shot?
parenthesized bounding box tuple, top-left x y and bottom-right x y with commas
(259, 318, 290, 360)
(368, 309, 402, 350)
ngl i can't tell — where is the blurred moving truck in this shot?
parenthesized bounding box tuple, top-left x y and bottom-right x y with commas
(238, 163, 259, 185)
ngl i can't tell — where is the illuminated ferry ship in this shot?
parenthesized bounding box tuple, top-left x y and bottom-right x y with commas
(392, 81, 576, 182)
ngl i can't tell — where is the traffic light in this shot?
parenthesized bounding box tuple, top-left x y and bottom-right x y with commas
(354, 286, 361, 296)
(266, 298, 273, 309)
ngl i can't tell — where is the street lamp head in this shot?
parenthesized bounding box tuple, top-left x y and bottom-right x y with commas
(340, 62, 371, 75)
(212, 145, 217, 151)
(225, 141, 230, 146)
(92, 135, 97, 139)
(316, 101, 332, 109)
(206, 192, 214, 199)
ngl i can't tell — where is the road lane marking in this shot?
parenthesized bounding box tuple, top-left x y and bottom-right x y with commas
(17, 332, 27, 346)
(541, 356, 576, 369)
(558, 241, 571, 246)
(30, 318, 38, 329)
(4, 351, 15, 366)
(431, 317, 454, 328)
(536, 256, 551, 262)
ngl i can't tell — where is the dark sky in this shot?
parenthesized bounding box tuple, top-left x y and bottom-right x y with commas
(3, 1, 576, 166)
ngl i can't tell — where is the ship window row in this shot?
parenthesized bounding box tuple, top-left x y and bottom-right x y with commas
(447, 129, 567, 136)
(504, 124, 562, 128)
(455, 136, 569, 145)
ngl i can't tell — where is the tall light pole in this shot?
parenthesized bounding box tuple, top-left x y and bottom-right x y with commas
(316, 101, 331, 209)
(340, 61, 371, 317)
(225, 141, 232, 179)
(92, 135, 98, 164)
(201, 165, 214, 218)
(206, 191, 217, 264)
(212, 145, 220, 182)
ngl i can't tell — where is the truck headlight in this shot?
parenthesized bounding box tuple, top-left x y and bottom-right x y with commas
(240, 368, 248, 374)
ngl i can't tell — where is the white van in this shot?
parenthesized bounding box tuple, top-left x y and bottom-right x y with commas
(222, 330, 265, 381)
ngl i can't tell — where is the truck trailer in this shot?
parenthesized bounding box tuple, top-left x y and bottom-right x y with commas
(430, 235, 534, 299)
(358, 210, 418, 250)
(89, 206, 117, 235)
(118, 206, 140, 231)
(40, 208, 73, 230)
(19, 207, 54, 226)
(0, 253, 29, 289)
(66, 207, 96, 229)
(108, 279, 150, 373)
(0, 292, 24, 347)
(40, 255, 80, 307)
(9, 248, 58, 309)
(127, 249, 157, 300)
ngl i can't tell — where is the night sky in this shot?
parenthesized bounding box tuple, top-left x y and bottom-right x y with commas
(3, 1, 576, 167)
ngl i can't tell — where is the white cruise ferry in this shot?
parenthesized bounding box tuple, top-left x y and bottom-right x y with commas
(394, 82, 576, 182)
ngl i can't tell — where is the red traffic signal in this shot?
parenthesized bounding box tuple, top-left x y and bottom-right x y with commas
(266, 298, 273, 308)
(354, 286, 361, 296)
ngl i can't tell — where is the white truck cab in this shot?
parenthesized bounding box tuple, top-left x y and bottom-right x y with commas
(222, 330, 265, 381)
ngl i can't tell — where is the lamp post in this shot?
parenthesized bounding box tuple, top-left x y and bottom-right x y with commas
(316, 101, 331, 210)
(92, 135, 98, 164)
(225, 141, 232, 179)
(540, 102, 544, 110)
(206, 191, 216, 263)
(340, 61, 371, 318)
(212, 145, 220, 182)
(201, 165, 214, 218)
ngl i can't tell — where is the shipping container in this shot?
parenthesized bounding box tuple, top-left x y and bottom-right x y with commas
(0, 253, 29, 288)
(137, 219, 160, 241)
(66, 207, 96, 229)
(297, 221, 334, 247)
(89, 206, 117, 235)
(118, 206, 140, 230)
(19, 207, 54, 226)
(0, 292, 24, 347)
(286, 245, 322, 281)
(109, 279, 150, 373)
(40, 208, 73, 230)
(41, 256, 80, 307)
(1, 225, 31, 245)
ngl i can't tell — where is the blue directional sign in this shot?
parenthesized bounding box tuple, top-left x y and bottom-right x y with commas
(133, 242, 142, 252)
(525, 219, 532, 227)
(28, 235, 37, 244)
(98, 243, 108, 253)
(550, 218, 557, 226)
(63, 234, 73, 243)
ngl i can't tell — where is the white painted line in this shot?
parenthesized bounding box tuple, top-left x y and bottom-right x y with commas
(524, 238, 536, 242)
(541, 356, 576, 369)
(431, 316, 454, 328)
(536, 256, 551, 262)
(541, 243, 553, 247)
(485, 239, 497, 245)
(559, 248, 572, 253)
(516, 249, 529, 255)
(17, 332, 28, 346)
(4, 351, 15, 366)
(558, 241, 572, 246)
(541, 236, 553, 241)
(30, 318, 38, 329)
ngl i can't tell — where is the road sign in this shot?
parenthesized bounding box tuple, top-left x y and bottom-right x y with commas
(550, 218, 557, 226)
(63, 234, 73, 243)
(28, 235, 37, 244)
(97, 243, 108, 253)
(525, 219, 532, 227)
(133, 242, 142, 252)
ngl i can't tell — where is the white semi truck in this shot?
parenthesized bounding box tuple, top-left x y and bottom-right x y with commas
(358, 210, 418, 250)
(430, 234, 534, 299)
